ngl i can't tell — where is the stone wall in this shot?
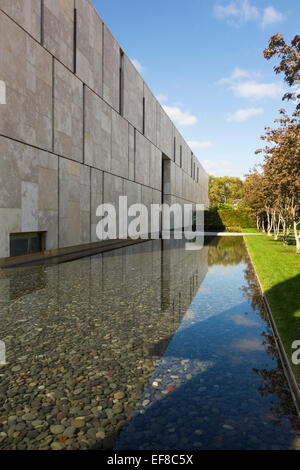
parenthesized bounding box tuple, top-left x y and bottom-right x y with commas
(0, 0, 209, 259)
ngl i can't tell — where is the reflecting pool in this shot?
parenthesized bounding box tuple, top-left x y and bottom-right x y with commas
(0, 237, 299, 450)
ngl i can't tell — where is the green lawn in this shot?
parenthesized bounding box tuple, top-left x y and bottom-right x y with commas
(243, 230, 300, 386)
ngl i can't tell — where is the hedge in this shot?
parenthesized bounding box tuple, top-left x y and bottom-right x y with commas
(204, 208, 256, 230)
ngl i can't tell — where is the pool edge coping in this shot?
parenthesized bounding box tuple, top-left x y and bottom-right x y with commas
(243, 235, 300, 419)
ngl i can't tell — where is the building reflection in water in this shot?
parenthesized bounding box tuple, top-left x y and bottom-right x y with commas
(0, 239, 208, 450)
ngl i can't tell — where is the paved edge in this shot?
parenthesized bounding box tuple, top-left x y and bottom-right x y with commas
(243, 235, 300, 418)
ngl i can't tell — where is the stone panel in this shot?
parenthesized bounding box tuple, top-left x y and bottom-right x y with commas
(91, 168, 103, 242)
(135, 132, 150, 187)
(44, 0, 75, 71)
(157, 104, 174, 159)
(103, 172, 124, 207)
(59, 159, 90, 248)
(0, 137, 58, 258)
(124, 180, 142, 207)
(128, 125, 135, 181)
(144, 84, 157, 145)
(0, 12, 52, 151)
(84, 87, 111, 172)
(0, 0, 41, 42)
(123, 55, 143, 133)
(54, 60, 83, 162)
(103, 172, 124, 238)
(149, 144, 162, 191)
(76, 0, 103, 96)
(103, 24, 119, 112)
(111, 110, 128, 179)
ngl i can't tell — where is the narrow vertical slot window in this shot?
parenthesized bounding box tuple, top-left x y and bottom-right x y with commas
(73, 8, 77, 74)
(119, 49, 124, 116)
(143, 97, 145, 135)
(40, 0, 44, 46)
(197, 167, 199, 183)
(174, 137, 176, 161)
(180, 145, 182, 168)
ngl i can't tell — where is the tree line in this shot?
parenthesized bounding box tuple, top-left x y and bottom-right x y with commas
(244, 34, 300, 253)
(208, 34, 299, 253)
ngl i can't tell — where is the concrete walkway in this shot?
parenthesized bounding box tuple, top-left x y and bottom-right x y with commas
(203, 232, 264, 236)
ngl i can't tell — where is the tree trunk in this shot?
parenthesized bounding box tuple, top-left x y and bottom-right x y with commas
(294, 220, 300, 254)
(291, 201, 300, 254)
(256, 216, 261, 231)
(282, 220, 288, 245)
(266, 207, 273, 236)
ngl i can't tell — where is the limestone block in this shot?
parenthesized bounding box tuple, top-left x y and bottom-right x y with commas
(0, 12, 52, 150)
(0, 209, 21, 258)
(103, 172, 124, 207)
(54, 60, 83, 162)
(157, 104, 174, 159)
(128, 125, 135, 181)
(111, 110, 129, 179)
(59, 158, 90, 248)
(103, 172, 124, 238)
(76, 0, 103, 96)
(84, 87, 112, 171)
(0, 137, 58, 256)
(144, 83, 157, 145)
(44, 0, 75, 71)
(135, 132, 150, 187)
(123, 55, 143, 133)
(91, 168, 103, 242)
(173, 127, 184, 168)
(124, 180, 142, 208)
(149, 144, 162, 191)
(0, 0, 41, 42)
(103, 24, 119, 112)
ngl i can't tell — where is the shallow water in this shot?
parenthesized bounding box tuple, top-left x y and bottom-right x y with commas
(0, 237, 299, 450)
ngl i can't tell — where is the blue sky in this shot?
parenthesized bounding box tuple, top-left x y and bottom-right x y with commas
(91, 0, 299, 178)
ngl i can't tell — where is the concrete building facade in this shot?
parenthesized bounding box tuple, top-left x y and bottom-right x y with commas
(0, 0, 209, 263)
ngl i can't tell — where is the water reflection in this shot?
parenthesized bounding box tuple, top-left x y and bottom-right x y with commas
(0, 240, 208, 450)
(115, 237, 300, 450)
(0, 237, 299, 450)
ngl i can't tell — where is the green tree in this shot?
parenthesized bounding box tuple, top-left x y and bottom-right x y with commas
(209, 176, 245, 208)
(264, 34, 300, 109)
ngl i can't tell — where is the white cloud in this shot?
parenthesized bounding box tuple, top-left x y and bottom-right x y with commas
(201, 159, 240, 177)
(188, 140, 213, 149)
(226, 107, 264, 122)
(232, 80, 284, 99)
(218, 68, 284, 100)
(213, 1, 283, 28)
(261, 6, 284, 28)
(163, 105, 198, 126)
(155, 93, 168, 104)
(214, 2, 240, 20)
(217, 67, 250, 85)
(130, 58, 145, 74)
(213, 0, 259, 24)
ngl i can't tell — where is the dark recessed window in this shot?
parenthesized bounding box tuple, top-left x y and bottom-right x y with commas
(119, 49, 124, 116)
(174, 137, 176, 160)
(197, 167, 199, 183)
(10, 232, 45, 258)
(180, 145, 182, 168)
(143, 97, 145, 135)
